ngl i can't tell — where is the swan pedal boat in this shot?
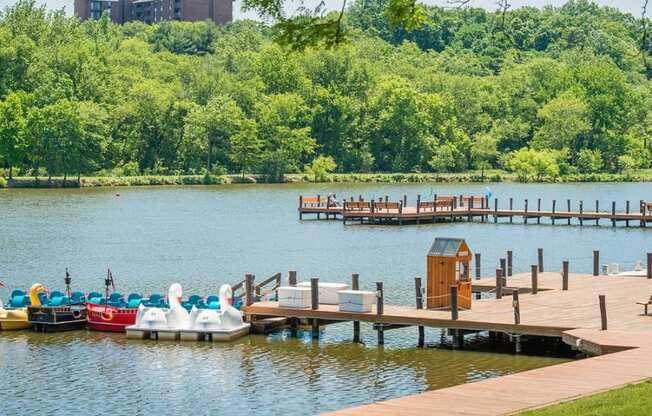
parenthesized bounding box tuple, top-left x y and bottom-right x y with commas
(180, 284, 250, 342)
(27, 284, 87, 332)
(126, 283, 190, 341)
(0, 291, 31, 330)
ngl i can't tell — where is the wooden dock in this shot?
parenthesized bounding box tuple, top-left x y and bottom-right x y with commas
(245, 269, 652, 415)
(299, 195, 652, 228)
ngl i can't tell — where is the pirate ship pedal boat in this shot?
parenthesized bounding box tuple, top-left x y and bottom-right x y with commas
(0, 287, 31, 330)
(87, 270, 144, 332)
(27, 270, 87, 332)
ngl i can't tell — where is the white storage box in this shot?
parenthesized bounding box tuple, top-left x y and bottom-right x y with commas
(338, 290, 375, 313)
(297, 282, 350, 305)
(278, 286, 312, 308)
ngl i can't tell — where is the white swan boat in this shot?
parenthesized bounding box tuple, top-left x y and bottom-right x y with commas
(180, 284, 250, 342)
(126, 283, 190, 341)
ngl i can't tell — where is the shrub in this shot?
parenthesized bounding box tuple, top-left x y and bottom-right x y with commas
(0, 177, 6, 188)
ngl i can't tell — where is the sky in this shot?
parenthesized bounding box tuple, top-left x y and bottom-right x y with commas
(0, 0, 645, 21)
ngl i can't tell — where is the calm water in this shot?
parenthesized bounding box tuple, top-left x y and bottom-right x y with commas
(1, 182, 650, 415)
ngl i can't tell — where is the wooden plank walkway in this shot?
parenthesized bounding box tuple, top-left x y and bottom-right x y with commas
(298, 195, 652, 228)
(244, 272, 652, 415)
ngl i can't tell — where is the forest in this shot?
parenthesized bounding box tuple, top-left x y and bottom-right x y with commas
(0, 0, 650, 183)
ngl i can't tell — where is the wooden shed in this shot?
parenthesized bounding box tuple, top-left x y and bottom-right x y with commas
(426, 237, 473, 309)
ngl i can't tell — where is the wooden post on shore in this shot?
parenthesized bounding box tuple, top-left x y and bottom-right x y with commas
(552, 200, 556, 225)
(245, 273, 255, 306)
(352, 273, 361, 343)
(537, 198, 542, 222)
(494, 198, 498, 223)
(475, 253, 481, 279)
(507, 250, 513, 277)
(415, 277, 424, 347)
(593, 251, 600, 276)
(567, 199, 571, 225)
(311, 277, 319, 339)
(512, 290, 520, 325)
(509, 198, 513, 223)
(524, 199, 529, 224)
(496, 268, 503, 299)
(538, 248, 544, 272)
(299, 196, 303, 220)
(626, 201, 630, 227)
(612, 202, 616, 227)
(376, 282, 384, 345)
(531, 265, 538, 295)
(579, 200, 584, 226)
(599, 295, 607, 330)
(562, 260, 569, 290)
(647, 253, 652, 279)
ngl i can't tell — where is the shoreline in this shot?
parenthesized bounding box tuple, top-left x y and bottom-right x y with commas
(1, 170, 650, 188)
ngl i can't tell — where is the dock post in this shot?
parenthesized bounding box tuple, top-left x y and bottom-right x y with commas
(531, 265, 538, 295)
(640, 200, 646, 228)
(450, 285, 462, 349)
(612, 202, 616, 227)
(403, 194, 407, 207)
(599, 295, 607, 330)
(299, 196, 303, 220)
(352, 273, 361, 343)
(468, 196, 473, 222)
(537, 198, 541, 224)
(538, 248, 544, 272)
(342, 201, 347, 225)
(311, 277, 320, 339)
(579, 200, 583, 226)
(289, 271, 298, 336)
(507, 250, 513, 277)
(475, 253, 481, 279)
(567, 199, 571, 225)
(512, 290, 520, 325)
(552, 200, 556, 225)
(289, 270, 297, 286)
(494, 198, 498, 223)
(595, 200, 599, 225)
(245, 273, 255, 306)
(593, 251, 599, 276)
(376, 282, 384, 345)
(562, 260, 569, 290)
(647, 253, 652, 279)
(496, 268, 503, 299)
(626, 201, 630, 227)
(317, 195, 321, 220)
(500, 258, 507, 285)
(415, 277, 425, 347)
(509, 198, 513, 223)
(399, 202, 403, 226)
(524, 199, 528, 224)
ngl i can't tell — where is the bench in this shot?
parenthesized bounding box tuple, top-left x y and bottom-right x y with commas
(645, 202, 652, 216)
(374, 202, 401, 212)
(301, 196, 325, 208)
(344, 201, 370, 211)
(637, 295, 652, 315)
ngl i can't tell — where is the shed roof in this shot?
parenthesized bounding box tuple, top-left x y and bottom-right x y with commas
(428, 238, 467, 257)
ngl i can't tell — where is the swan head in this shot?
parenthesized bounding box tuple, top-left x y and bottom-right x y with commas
(168, 283, 183, 306)
(218, 284, 233, 311)
(29, 283, 47, 306)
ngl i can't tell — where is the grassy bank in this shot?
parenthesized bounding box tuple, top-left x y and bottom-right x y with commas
(519, 379, 652, 416)
(2, 169, 652, 188)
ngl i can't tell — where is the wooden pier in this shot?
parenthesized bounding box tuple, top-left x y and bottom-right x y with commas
(299, 195, 652, 228)
(244, 264, 652, 415)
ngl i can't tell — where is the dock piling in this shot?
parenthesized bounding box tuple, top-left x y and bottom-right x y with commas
(538, 248, 544, 272)
(289, 270, 297, 286)
(494, 198, 498, 223)
(512, 290, 520, 325)
(507, 250, 513, 277)
(500, 258, 507, 285)
(299, 196, 303, 220)
(311, 277, 319, 339)
(245, 273, 255, 306)
(376, 282, 384, 345)
(567, 199, 571, 225)
(475, 253, 481, 279)
(524, 199, 528, 224)
(496, 268, 503, 299)
(579, 201, 584, 226)
(450, 285, 459, 320)
(562, 261, 569, 290)
(509, 198, 513, 223)
(537, 198, 541, 224)
(595, 200, 600, 225)
(552, 200, 556, 225)
(599, 294, 607, 330)
(647, 253, 652, 279)
(626, 201, 630, 227)
(415, 277, 425, 347)
(593, 251, 599, 276)
(531, 265, 538, 294)
(352, 273, 361, 343)
(612, 202, 616, 227)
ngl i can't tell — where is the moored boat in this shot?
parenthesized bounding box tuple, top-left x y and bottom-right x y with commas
(126, 283, 190, 340)
(27, 270, 87, 332)
(0, 288, 31, 330)
(87, 270, 144, 332)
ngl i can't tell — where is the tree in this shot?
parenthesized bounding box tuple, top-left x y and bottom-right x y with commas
(576, 149, 603, 174)
(471, 133, 498, 180)
(304, 155, 337, 182)
(507, 148, 561, 182)
(532, 92, 590, 155)
(429, 143, 455, 178)
(229, 119, 262, 178)
(0, 92, 28, 178)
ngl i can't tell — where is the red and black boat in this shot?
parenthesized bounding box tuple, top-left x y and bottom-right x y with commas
(87, 270, 144, 332)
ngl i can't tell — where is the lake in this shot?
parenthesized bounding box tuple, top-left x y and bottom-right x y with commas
(1, 182, 650, 415)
